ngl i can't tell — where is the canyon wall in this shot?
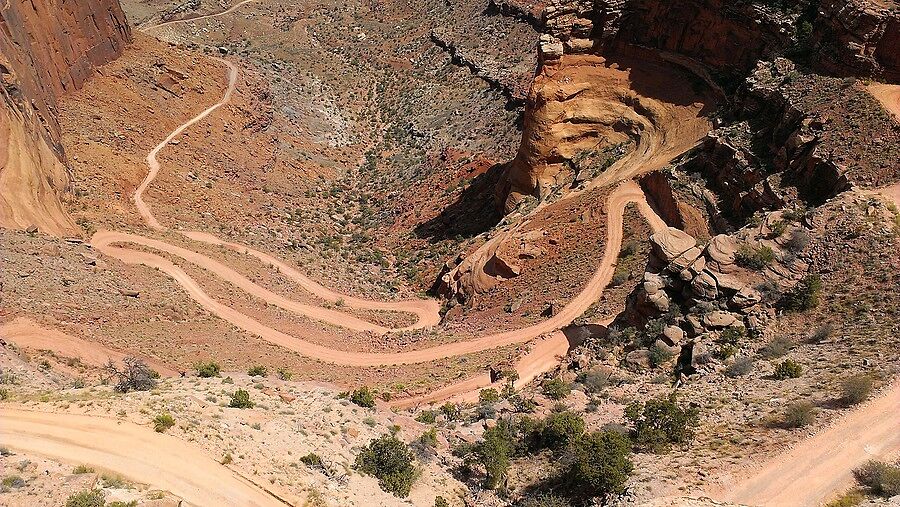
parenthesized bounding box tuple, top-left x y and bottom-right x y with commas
(499, 0, 899, 209)
(0, 0, 131, 235)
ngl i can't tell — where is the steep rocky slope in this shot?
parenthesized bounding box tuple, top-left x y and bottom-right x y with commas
(0, 0, 130, 235)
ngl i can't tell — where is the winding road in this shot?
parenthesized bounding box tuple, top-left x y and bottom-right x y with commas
(87, 58, 668, 369)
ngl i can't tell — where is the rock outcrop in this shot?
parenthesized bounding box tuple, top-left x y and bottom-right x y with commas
(811, 0, 900, 82)
(0, 0, 131, 235)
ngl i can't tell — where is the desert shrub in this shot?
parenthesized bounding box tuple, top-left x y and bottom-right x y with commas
(276, 367, 292, 380)
(65, 490, 104, 507)
(841, 375, 874, 405)
(778, 274, 823, 312)
(520, 495, 571, 507)
(825, 490, 864, 507)
(541, 411, 586, 450)
(479, 388, 500, 404)
(153, 413, 175, 433)
(576, 368, 615, 394)
(625, 393, 699, 453)
(785, 229, 810, 253)
(509, 394, 537, 413)
(418, 427, 438, 448)
(247, 365, 267, 377)
(299, 453, 323, 468)
(440, 402, 461, 421)
(434, 497, 449, 507)
(354, 434, 419, 497)
(477, 421, 515, 489)
(415, 410, 436, 424)
(719, 326, 746, 346)
(541, 377, 571, 400)
(229, 389, 253, 408)
(649, 343, 675, 367)
(562, 430, 633, 499)
(194, 361, 220, 378)
(2, 475, 24, 488)
(104, 357, 157, 393)
(107, 502, 137, 507)
(350, 386, 376, 408)
(725, 357, 754, 378)
(100, 473, 130, 488)
(782, 401, 816, 428)
(72, 465, 95, 474)
(773, 359, 803, 380)
(808, 323, 834, 343)
(0, 388, 8, 400)
(759, 336, 793, 358)
(853, 460, 900, 497)
(735, 244, 774, 270)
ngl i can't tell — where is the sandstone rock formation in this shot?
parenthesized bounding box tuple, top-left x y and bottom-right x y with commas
(0, 0, 131, 235)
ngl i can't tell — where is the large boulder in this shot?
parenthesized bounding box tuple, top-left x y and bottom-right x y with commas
(650, 227, 699, 265)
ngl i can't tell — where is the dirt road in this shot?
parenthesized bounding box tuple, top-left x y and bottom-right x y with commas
(144, 0, 257, 31)
(0, 408, 285, 507)
(720, 379, 900, 506)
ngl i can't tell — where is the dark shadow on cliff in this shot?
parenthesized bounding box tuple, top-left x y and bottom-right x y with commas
(414, 163, 505, 242)
(603, 46, 720, 116)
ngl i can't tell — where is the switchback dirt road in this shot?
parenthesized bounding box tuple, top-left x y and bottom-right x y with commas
(0, 408, 284, 507)
(720, 380, 900, 506)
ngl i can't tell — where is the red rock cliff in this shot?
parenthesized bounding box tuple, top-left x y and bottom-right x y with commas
(0, 0, 131, 235)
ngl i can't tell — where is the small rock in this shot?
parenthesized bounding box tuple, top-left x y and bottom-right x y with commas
(662, 325, 685, 346)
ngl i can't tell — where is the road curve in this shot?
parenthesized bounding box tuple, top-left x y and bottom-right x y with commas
(719, 379, 900, 507)
(93, 181, 662, 366)
(143, 0, 257, 31)
(0, 408, 284, 507)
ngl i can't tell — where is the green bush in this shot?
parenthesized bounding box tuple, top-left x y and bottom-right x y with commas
(72, 465, 95, 474)
(415, 410, 436, 424)
(440, 402, 461, 421)
(562, 430, 633, 499)
(783, 401, 816, 428)
(477, 421, 515, 490)
(773, 359, 803, 380)
(541, 378, 571, 400)
(299, 453, 323, 468)
(625, 393, 699, 453)
(107, 502, 137, 507)
(247, 365, 267, 377)
(354, 434, 419, 497)
(842, 375, 874, 405)
(434, 496, 449, 507)
(418, 427, 438, 448)
(194, 361, 220, 378)
(2, 475, 24, 488)
(735, 244, 775, 270)
(649, 343, 675, 368)
(541, 411, 585, 450)
(778, 274, 823, 312)
(229, 389, 253, 408)
(153, 413, 175, 433)
(350, 386, 376, 408)
(479, 388, 500, 404)
(65, 490, 105, 507)
(853, 460, 900, 497)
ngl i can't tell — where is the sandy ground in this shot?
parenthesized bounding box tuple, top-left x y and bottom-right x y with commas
(717, 380, 900, 506)
(868, 83, 900, 120)
(0, 408, 285, 506)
